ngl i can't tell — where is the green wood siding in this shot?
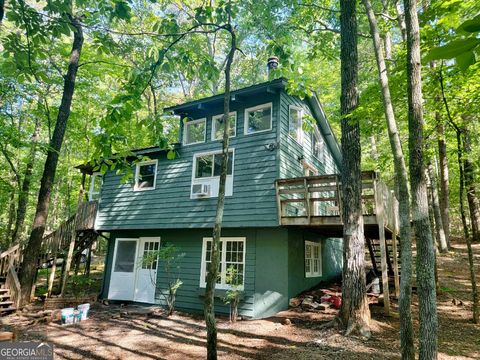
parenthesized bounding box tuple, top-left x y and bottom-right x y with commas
(96, 93, 280, 231)
(287, 228, 343, 299)
(278, 91, 337, 179)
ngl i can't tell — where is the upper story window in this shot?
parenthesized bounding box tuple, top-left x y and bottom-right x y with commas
(289, 106, 304, 144)
(244, 103, 272, 135)
(200, 237, 245, 290)
(191, 150, 234, 198)
(212, 112, 236, 140)
(305, 241, 322, 277)
(312, 127, 325, 163)
(134, 160, 157, 191)
(183, 118, 206, 145)
(89, 172, 102, 201)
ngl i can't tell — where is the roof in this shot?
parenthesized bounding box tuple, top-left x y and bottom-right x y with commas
(164, 77, 288, 114)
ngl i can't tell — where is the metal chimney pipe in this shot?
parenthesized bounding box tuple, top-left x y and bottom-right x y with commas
(267, 56, 279, 79)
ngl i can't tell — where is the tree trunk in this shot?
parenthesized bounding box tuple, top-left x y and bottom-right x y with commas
(362, 0, 414, 354)
(427, 161, 448, 252)
(437, 121, 450, 248)
(4, 191, 16, 245)
(455, 130, 479, 323)
(19, 16, 83, 305)
(426, 174, 440, 291)
(463, 127, 480, 243)
(11, 117, 41, 244)
(395, 0, 407, 41)
(404, 0, 438, 357)
(204, 24, 236, 360)
(337, 0, 371, 338)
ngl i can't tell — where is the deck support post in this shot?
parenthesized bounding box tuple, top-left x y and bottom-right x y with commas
(275, 181, 282, 225)
(375, 178, 390, 315)
(391, 192, 400, 298)
(60, 228, 76, 297)
(47, 254, 57, 297)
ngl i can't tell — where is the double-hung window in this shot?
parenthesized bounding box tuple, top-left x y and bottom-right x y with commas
(312, 127, 325, 163)
(244, 103, 272, 134)
(134, 160, 157, 191)
(191, 150, 234, 198)
(200, 237, 246, 290)
(289, 106, 303, 144)
(305, 241, 322, 277)
(212, 112, 236, 140)
(184, 118, 206, 145)
(89, 172, 102, 201)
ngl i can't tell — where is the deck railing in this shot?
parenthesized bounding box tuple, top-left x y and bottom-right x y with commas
(275, 171, 399, 231)
(0, 244, 22, 309)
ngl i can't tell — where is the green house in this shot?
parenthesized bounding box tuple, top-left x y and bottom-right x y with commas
(95, 77, 344, 319)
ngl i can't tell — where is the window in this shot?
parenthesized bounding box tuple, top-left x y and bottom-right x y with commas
(114, 240, 137, 272)
(191, 150, 234, 198)
(134, 160, 157, 191)
(305, 241, 322, 277)
(212, 112, 236, 140)
(244, 103, 272, 134)
(184, 118, 206, 145)
(312, 127, 325, 163)
(200, 237, 245, 289)
(289, 106, 303, 143)
(141, 240, 160, 270)
(89, 172, 102, 201)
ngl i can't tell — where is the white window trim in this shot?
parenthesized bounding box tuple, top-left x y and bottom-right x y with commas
(134, 159, 158, 192)
(88, 172, 102, 201)
(312, 127, 325, 163)
(199, 237, 246, 290)
(244, 102, 273, 135)
(190, 149, 235, 199)
(183, 118, 206, 146)
(288, 105, 304, 145)
(305, 240, 322, 278)
(211, 111, 237, 141)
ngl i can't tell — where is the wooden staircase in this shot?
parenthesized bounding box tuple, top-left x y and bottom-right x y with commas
(366, 236, 401, 276)
(0, 201, 98, 315)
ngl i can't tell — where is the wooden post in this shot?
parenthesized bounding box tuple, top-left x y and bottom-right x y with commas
(391, 192, 400, 298)
(375, 179, 390, 315)
(275, 181, 282, 225)
(47, 252, 58, 297)
(304, 178, 311, 223)
(60, 228, 76, 297)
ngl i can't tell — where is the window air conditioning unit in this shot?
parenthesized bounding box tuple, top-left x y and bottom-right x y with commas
(192, 183, 211, 197)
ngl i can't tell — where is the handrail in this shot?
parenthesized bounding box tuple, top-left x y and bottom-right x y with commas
(276, 171, 399, 231)
(5, 259, 21, 309)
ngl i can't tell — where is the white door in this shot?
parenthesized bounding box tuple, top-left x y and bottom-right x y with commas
(134, 237, 160, 303)
(108, 238, 138, 301)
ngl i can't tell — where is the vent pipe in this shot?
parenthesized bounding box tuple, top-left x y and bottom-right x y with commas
(267, 56, 279, 79)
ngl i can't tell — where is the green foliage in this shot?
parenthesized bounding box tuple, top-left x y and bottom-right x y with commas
(223, 266, 243, 322)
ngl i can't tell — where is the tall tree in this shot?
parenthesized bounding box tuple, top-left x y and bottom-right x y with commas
(436, 120, 450, 248)
(203, 7, 237, 360)
(337, 0, 371, 338)
(19, 14, 84, 305)
(404, 0, 438, 357)
(362, 0, 414, 356)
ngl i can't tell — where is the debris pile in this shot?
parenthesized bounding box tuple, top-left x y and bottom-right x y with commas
(289, 284, 342, 313)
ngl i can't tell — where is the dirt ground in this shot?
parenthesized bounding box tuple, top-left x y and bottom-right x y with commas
(1, 241, 479, 359)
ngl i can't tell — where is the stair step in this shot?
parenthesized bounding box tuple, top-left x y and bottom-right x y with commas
(0, 301, 13, 307)
(0, 294, 10, 300)
(0, 289, 9, 293)
(0, 306, 15, 313)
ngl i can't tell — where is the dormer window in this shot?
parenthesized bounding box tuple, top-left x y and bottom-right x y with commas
(183, 118, 206, 145)
(134, 160, 157, 191)
(212, 112, 236, 140)
(289, 106, 303, 144)
(244, 103, 272, 134)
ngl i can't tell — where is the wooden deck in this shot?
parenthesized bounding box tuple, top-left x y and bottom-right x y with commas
(275, 171, 399, 237)
(276, 171, 401, 314)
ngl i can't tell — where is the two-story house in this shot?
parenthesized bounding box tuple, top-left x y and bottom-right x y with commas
(94, 77, 344, 319)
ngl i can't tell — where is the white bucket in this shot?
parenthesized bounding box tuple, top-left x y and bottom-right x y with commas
(61, 308, 75, 325)
(77, 303, 90, 321)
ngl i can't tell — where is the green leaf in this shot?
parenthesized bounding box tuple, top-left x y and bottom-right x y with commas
(457, 15, 480, 34)
(167, 150, 176, 160)
(425, 38, 480, 61)
(113, 1, 132, 21)
(456, 51, 476, 71)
